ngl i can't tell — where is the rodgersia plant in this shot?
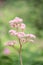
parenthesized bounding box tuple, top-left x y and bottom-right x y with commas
(4, 17, 36, 65)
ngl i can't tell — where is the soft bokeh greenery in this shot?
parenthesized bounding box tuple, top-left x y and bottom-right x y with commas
(0, 0, 43, 65)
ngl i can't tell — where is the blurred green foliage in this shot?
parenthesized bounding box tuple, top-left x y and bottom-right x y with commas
(0, 0, 43, 65)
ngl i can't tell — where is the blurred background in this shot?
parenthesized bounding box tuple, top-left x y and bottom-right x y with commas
(0, 0, 43, 65)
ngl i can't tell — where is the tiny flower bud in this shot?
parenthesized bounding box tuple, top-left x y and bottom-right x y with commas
(4, 40, 17, 46)
(14, 17, 23, 23)
(29, 34, 36, 38)
(17, 32, 25, 38)
(26, 34, 36, 39)
(5, 41, 13, 46)
(9, 20, 14, 24)
(9, 30, 17, 36)
(20, 23, 26, 30)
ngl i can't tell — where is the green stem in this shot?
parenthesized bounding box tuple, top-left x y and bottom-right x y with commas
(19, 38, 23, 65)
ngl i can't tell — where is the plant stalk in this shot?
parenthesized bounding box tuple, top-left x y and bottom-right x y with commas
(19, 38, 23, 65)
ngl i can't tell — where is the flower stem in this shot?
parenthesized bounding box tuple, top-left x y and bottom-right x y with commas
(19, 38, 23, 65)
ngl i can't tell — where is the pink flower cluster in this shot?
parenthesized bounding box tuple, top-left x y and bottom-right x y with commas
(26, 34, 36, 38)
(4, 40, 17, 55)
(4, 17, 36, 55)
(9, 30, 17, 36)
(9, 30, 25, 38)
(9, 17, 25, 30)
(20, 34, 36, 44)
(9, 19, 36, 42)
(25, 34, 36, 43)
(5, 40, 17, 46)
(9, 29, 36, 39)
(17, 32, 25, 38)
